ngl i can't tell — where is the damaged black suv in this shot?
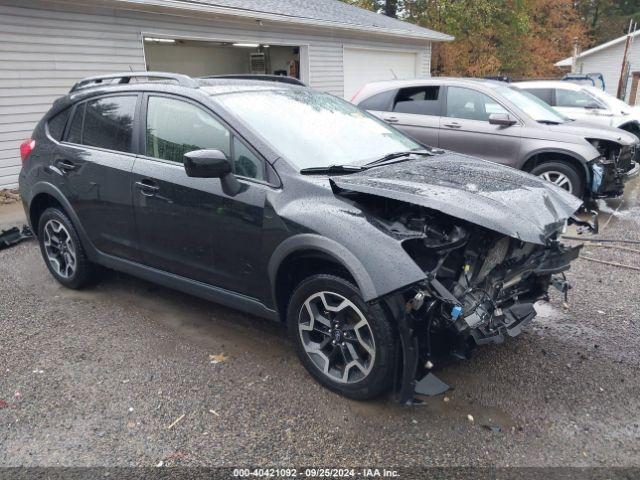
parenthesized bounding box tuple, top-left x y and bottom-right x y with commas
(19, 73, 585, 402)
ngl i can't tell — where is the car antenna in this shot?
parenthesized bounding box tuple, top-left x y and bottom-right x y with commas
(390, 69, 398, 80)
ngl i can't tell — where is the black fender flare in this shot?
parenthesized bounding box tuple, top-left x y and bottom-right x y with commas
(522, 148, 591, 185)
(267, 233, 378, 303)
(27, 181, 99, 261)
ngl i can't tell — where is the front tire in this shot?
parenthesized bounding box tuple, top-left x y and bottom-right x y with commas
(530, 161, 585, 198)
(37, 207, 96, 289)
(287, 274, 396, 400)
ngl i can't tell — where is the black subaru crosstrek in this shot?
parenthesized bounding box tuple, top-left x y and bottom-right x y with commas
(19, 72, 585, 402)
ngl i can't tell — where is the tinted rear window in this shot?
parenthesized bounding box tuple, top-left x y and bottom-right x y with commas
(358, 90, 396, 112)
(47, 108, 71, 141)
(393, 86, 441, 115)
(82, 96, 137, 153)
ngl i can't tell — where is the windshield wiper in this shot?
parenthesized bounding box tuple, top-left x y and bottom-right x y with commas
(365, 149, 434, 167)
(299, 164, 365, 175)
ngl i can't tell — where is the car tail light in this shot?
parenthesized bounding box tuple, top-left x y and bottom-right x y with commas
(20, 139, 35, 164)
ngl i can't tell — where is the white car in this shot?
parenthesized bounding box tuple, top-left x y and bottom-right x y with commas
(515, 80, 640, 138)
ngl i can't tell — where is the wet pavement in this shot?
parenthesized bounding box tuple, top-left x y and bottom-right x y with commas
(0, 180, 639, 468)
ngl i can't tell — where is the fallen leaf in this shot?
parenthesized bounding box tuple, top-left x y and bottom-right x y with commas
(209, 353, 229, 364)
(0, 400, 8, 409)
(167, 413, 186, 430)
(467, 414, 475, 423)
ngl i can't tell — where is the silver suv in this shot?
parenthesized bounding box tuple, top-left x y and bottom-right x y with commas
(352, 78, 639, 200)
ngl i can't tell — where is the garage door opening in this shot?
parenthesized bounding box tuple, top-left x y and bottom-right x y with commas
(144, 38, 303, 82)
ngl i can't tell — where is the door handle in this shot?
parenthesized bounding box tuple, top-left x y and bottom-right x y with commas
(384, 116, 399, 123)
(443, 122, 461, 129)
(135, 180, 160, 196)
(54, 159, 78, 172)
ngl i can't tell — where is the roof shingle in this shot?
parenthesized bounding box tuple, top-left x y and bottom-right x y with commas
(172, 0, 452, 41)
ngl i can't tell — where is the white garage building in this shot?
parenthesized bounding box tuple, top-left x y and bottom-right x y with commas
(0, 0, 452, 189)
(555, 31, 640, 99)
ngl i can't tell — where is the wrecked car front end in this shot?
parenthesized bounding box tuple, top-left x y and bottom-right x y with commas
(587, 138, 639, 197)
(328, 155, 585, 403)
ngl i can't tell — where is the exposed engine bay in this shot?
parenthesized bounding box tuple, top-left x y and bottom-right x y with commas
(363, 198, 581, 403)
(587, 139, 637, 197)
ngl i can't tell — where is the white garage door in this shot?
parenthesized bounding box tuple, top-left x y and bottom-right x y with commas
(343, 48, 418, 100)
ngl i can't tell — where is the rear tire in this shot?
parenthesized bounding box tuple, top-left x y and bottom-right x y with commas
(531, 161, 584, 198)
(287, 274, 396, 400)
(37, 207, 96, 289)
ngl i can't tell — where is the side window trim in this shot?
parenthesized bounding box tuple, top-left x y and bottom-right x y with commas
(61, 92, 142, 155)
(140, 92, 268, 183)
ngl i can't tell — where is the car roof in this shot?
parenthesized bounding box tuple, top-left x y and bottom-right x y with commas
(66, 71, 300, 96)
(198, 78, 302, 96)
(514, 80, 583, 90)
(353, 77, 510, 102)
(361, 77, 507, 89)
(48, 74, 304, 119)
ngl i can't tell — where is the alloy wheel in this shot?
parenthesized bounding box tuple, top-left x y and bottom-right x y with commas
(43, 219, 76, 279)
(539, 171, 573, 193)
(298, 291, 376, 384)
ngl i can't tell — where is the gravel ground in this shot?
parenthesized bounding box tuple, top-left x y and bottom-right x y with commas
(0, 180, 639, 468)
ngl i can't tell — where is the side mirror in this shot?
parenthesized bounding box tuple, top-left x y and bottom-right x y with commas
(183, 149, 243, 196)
(183, 149, 231, 178)
(489, 113, 517, 127)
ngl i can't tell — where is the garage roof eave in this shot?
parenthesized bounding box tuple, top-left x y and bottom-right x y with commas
(111, 0, 454, 42)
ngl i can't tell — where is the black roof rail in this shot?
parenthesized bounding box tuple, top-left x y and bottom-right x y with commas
(70, 71, 199, 93)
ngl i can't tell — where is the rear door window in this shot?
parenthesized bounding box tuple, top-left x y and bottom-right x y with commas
(358, 90, 396, 112)
(64, 95, 137, 153)
(82, 96, 137, 153)
(393, 86, 441, 115)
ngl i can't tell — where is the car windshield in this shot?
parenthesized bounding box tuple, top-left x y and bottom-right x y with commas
(502, 86, 569, 123)
(584, 86, 629, 112)
(211, 88, 421, 170)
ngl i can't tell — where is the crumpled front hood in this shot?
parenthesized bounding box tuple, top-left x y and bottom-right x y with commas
(330, 153, 582, 245)
(548, 121, 638, 145)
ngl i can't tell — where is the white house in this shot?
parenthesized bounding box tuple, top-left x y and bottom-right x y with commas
(556, 30, 640, 99)
(0, 0, 452, 189)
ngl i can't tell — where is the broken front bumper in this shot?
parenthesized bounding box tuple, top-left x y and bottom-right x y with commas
(591, 158, 624, 198)
(592, 144, 639, 198)
(389, 243, 582, 404)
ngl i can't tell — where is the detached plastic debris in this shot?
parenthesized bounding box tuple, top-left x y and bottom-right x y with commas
(0, 225, 33, 251)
